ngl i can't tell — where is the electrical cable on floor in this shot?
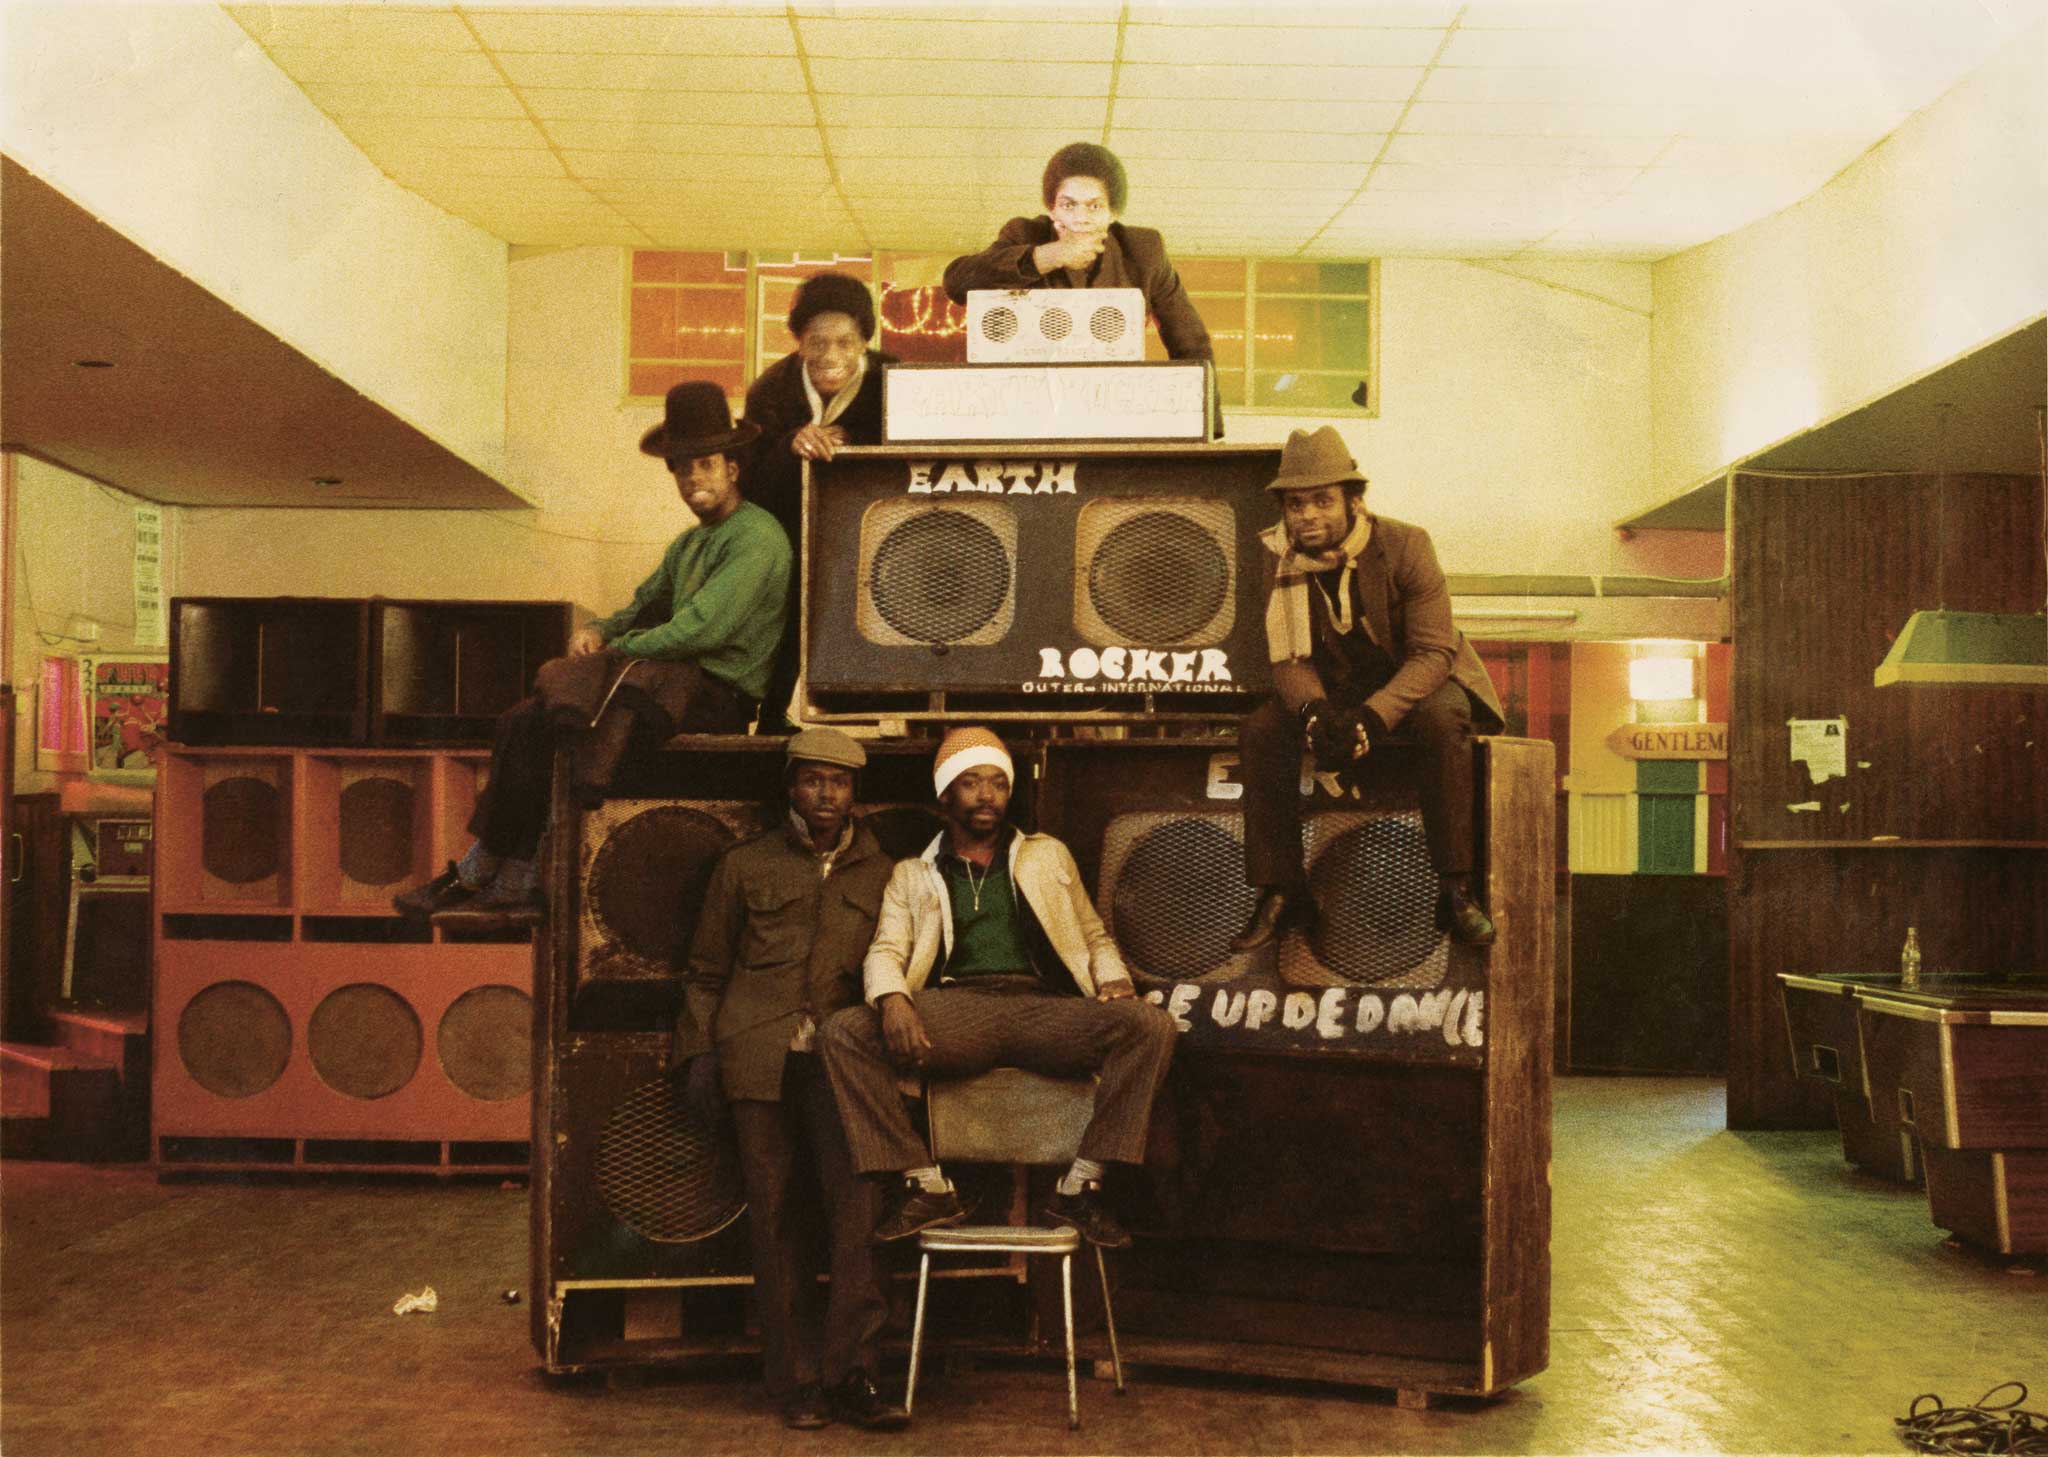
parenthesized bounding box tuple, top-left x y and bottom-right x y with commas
(1896, 1382, 2048, 1454)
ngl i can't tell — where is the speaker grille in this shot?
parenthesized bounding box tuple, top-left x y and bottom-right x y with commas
(178, 980, 292, 1097)
(338, 774, 415, 888)
(595, 1076, 747, 1243)
(981, 306, 1018, 343)
(1089, 305, 1127, 344)
(1100, 812, 1258, 986)
(202, 775, 280, 886)
(857, 500, 1017, 648)
(309, 983, 423, 1099)
(438, 985, 534, 1102)
(1075, 499, 1235, 647)
(581, 803, 751, 980)
(1039, 306, 1072, 341)
(1281, 812, 1447, 990)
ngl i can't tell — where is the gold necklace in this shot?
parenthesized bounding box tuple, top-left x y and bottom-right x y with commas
(964, 858, 989, 913)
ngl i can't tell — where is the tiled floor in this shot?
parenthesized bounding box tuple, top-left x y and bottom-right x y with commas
(3, 1077, 2041, 1456)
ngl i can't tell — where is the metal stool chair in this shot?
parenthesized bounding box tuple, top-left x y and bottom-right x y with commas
(903, 1067, 1126, 1430)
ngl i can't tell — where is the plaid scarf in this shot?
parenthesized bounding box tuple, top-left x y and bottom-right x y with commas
(1263, 512, 1372, 663)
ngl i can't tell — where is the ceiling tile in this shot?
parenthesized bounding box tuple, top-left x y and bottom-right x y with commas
(1123, 2, 1462, 25)
(337, 116, 552, 153)
(1367, 163, 1635, 198)
(1401, 100, 1698, 136)
(807, 57, 1109, 95)
(1657, 136, 1875, 177)
(297, 82, 528, 119)
(375, 147, 570, 180)
(542, 121, 824, 156)
(834, 155, 1042, 188)
(817, 94, 1104, 129)
(495, 52, 807, 91)
(1116, 63, 1424, 103)
(1419, 68, 1717, 106)
(227, 5, 478, 51)
(261, 44, 503, 87)
(796, 17, 1117, 61)
(1119, 25, 1445, 67)
(1455, 1, 1641, 27)
(1110, 129, 1387, 163)
(432, 177, 605, 204)
(519, 88, 818, 125)
(1128, 158, 1368, 191)
(1111, 98, 1406, 133)
(562, 151, 834, 184)
(793, 2, 1122, 22)
(1385, 133, 1666, 168)
(464, 10, 795, 55)
(1437, 27, 1646, 70)
(826, 127, 1077, 160)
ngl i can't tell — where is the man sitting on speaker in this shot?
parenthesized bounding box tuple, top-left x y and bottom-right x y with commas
(819, 729, 1177, 1250)
(943, 141, 1220, 438)
(741, 272, 898, 733)
(1231, 426, 1506, 952)
(678, 728, 909, 1432)
(394, 381, 790, 916)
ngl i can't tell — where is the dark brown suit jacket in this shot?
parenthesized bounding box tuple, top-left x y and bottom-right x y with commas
(740, 347, 895, 550)
(1265, 513, 1505, 734)
(944, 217, 1220, 435)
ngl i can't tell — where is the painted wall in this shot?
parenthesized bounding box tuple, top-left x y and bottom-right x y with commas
(7, 455, 161, 795)
(1648, 22, 2048, 499)
(0, 2, 510, 476)
(1568, 640, 1729, 875)
(174, 247, 1672, 612)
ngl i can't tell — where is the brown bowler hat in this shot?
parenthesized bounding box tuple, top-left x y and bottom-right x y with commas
(1262, 425, 1368, 494)
(637, 380, 761, 460)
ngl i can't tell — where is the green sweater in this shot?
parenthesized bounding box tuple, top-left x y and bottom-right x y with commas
(589, 501, 791, 700)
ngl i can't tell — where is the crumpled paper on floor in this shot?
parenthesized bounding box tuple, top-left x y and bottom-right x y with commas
(392, 1286, 439, 1316)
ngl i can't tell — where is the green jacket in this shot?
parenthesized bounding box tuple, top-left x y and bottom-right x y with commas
(679, 815, 894, 1101)
(590, 500, 791, 700)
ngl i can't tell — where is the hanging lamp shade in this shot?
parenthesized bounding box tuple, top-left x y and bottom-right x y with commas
(1873, 610, 2048, 687)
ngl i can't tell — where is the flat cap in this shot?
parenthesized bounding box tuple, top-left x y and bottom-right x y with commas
(786, 727, 867, 770)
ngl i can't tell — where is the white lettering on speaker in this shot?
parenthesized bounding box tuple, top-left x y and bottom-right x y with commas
(1136, 979, 1484, 1053)
(1032, 647, 1234, 689)
(906, 461, 1079, 495)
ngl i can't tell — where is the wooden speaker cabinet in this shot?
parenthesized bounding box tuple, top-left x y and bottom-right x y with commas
(802, 444, 1279, 722)
(531, 735, 968, 1373)
(1039, 735, 1554, 1402)
(371, 599, 572, 746)
(151, 747, 529, 1174)
(170, 597, 370, 746)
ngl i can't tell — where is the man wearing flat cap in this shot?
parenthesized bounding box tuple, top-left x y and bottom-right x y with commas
(1231, 426, 1506, 952)
(677, 727, 908, 1432)
(393, 381, 790, 917)
(820, 728, 1177, 1251)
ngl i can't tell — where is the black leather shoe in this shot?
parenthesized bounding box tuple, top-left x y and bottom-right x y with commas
(1042, 1184, 1133, 1249)
(1228, 889, 1317, 953)
(872, 1182, 969, 1243)
(782, 1383, 831, 1430)
(827, 1369, 910, 1431)
(392, 862, 474, 919)
(1436, 885, 1497, 947)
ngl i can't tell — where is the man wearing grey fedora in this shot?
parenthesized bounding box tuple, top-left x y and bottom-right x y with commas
(394, 380, 791, 917)
(678, 728, 909, 1432)
(1231, 426, 1506, 952)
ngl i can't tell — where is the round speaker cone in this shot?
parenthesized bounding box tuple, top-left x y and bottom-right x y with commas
(202, 776, 280, 885)
(869, 509, 1011, 644)
(437, 985, 533, 1102)
(982, 306, 1018, 342)
(595, 1077, 747, 1243)
(1088, 511, 1230, 644)
(1110, 818, 1258, 983)
(1089, 306, 1126, 343)
(588, 806, 736, 969)
(1040, 307, 1072, 340)
(1307, 817, 1440, 984)
(178, 980, 292, 1098)
(308, 983, 423, 1100)
(338, 776, 415, 886)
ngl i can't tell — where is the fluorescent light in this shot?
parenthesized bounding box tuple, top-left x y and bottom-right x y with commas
(1629, 655, 1695, 701)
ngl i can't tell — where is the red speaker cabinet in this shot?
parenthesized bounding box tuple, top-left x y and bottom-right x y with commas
(1039, 734, 1554, 1402)
(152, 748, 530, 1174)
(802, 444, 1280, 722)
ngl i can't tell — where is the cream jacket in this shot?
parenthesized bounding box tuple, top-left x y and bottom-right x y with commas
(861, 831, 1132, 1005)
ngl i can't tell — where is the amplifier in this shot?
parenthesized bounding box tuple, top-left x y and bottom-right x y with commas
(803, 444, 1278, 720)
(965, 288, 1146, 363)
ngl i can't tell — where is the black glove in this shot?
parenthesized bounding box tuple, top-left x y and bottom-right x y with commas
(677, 1048, 727, 1130)
(1301, 698, 1366, 772)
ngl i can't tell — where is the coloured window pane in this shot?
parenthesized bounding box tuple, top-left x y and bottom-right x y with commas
(1257, 260, 1372, 295)
(1251, 371, 1364, 410)
(629, 361, 743, 399)
(1254, 297, 1370, 372)
(1176, 257, 1248, 292)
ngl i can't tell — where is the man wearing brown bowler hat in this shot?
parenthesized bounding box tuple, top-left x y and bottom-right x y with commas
(393, 381, 791, 917)
(1231, 426, 1506, 952)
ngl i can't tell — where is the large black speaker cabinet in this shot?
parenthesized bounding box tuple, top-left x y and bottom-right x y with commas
(1038, 735, 1554, 1401)
(531, 735, 982, 1373)
(171, 597, 369, 746)
(803, 444, 1280, 720)
(372, 600, 571, 745)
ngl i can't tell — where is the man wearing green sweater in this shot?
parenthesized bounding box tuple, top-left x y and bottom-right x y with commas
(395, 381, 791, 917)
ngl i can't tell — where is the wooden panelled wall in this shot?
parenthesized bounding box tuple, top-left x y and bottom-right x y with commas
(1729, 471, 2048, 1128)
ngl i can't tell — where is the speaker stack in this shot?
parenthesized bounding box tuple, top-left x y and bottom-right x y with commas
(530, 737, 958, 1372)
(150, 746, 531, 1174)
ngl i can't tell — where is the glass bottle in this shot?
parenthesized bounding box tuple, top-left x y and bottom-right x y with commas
(1900, 926, 1922, 990)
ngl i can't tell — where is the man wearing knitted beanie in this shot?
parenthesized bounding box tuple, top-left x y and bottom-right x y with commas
(818, 728, 1177, 1249)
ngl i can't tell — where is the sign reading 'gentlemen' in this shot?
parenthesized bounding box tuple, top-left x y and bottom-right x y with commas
(1606, 723, 1728, 760)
